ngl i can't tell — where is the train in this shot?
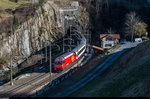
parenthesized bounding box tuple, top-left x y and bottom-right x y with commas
(53, 32, 86, 72)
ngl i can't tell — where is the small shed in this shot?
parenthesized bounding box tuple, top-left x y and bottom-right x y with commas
(100, 34, 120, 49)
(92, 45, 104, 54)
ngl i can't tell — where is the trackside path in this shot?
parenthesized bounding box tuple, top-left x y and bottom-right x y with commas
(53, 43, 139, 97)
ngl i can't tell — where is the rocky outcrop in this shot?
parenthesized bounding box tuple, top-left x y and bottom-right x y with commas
(0, 1, 90, 69)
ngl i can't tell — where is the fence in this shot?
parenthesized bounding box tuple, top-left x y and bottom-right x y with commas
(30, 45, 93, 97)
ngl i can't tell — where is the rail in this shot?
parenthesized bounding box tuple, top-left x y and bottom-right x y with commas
(29, 45, 93, 97)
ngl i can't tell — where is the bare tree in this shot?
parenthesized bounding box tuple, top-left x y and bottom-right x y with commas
(125, 12, 140, 42)
(107, 28, 115, 34)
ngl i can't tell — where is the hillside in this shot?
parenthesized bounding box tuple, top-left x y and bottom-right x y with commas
(0, 0, 36, 34)
(0, 0, 31, 9)
(0, 0, 90, 82)
(0, 0, 31, 17)
(70, 41, 150, 97)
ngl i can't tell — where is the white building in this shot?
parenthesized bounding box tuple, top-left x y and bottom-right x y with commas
(100, 34, 120, 49)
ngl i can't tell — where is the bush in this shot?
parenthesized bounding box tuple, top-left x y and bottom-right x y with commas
(133, 22, 148, 37)
(13, 16, 19, 27)
(9, 0, 18, 3)
(41, 6, 45, 15)
(0, 58, 7, 65)
(39, 0, 45, 5)
(37, 0, 45, 7)
(7, 71, 16, 81)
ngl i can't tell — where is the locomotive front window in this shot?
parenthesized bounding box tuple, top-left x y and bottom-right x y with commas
(54, 61, 65, 65)
(78, 46, 85, 55)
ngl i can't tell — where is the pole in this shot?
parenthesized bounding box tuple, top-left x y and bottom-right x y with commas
(70, 25, 72, 51)
(10, 50, 13, 86)
(77, 41, 79, 66)
(63, 17, 66, 53)
(49, 41, 52, 84)
(131, 32, 133, 42)
(90, 31, 91, 44)
(63, 37, 65, 53)
(10, 14, 13, 86)
(45, 41, 47, 62)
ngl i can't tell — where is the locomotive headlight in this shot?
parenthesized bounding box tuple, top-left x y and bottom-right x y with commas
(76, 52, 78, 55)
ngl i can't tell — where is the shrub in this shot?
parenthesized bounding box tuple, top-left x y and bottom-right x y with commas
(9, 0, 18, 3)
(0, 58, 7, 65)
(7, 71, 16, 81)
(13, 16, 19, 27)
(39, 0, 45, 5)
(37, 0, 45, 7)
(41, 6, 45, 15)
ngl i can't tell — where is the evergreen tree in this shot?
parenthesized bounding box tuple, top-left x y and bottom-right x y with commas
(133, 22, 148, 37)
(13, 16, 19, 27)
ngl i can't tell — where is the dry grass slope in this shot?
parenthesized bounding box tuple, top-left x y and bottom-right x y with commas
(0, 0, 31, 9)
(70, 41, 150, 97)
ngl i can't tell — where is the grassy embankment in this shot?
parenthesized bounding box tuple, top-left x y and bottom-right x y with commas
(0, 0, 31, 9)
(108, 44, 121, 53)
(0, 0, 31, 17)
(70, 41, 150, 97)
(0, 0, 79, 10)
(70, 59, 150, 97)
(0, 0, 78, 16)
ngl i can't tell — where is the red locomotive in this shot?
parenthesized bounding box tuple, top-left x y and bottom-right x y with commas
(54, 33, 86, 72)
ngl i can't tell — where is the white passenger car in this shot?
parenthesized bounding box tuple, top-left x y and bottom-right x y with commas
(135, 38, 142, 43)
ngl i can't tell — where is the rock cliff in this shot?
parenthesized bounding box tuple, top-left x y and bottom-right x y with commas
(0, 1, 90, 70)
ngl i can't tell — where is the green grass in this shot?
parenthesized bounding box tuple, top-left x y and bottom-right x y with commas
(0, 0, 79, 9)
(97, 60, 150, 97)
(0, 0, 31, 9)
(0, 0, 78, 16)
(46, 0, 80, 1)
(108, 44, 121, 53)
(70, 50, 150, 97)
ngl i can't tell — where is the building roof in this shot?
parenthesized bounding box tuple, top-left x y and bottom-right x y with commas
(100, 34, 120, 39)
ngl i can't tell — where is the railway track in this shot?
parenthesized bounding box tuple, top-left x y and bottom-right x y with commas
(18, 55, 85, 97)
(0, 29, 88, 97)
(0, 51, 60, 97)
(52, 44, 138, 97)
(0, 54, 85, 97)
(0, 72, 48, 97)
